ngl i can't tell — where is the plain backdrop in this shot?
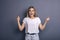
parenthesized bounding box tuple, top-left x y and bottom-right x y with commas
(0, 0, 60, 40)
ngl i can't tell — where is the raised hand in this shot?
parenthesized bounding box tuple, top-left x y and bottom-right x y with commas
(45, 17, 50, 23)
(16, 16, 20, 22)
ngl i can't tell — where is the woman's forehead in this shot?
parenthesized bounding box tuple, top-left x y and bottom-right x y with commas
(29, 8, 35, 10)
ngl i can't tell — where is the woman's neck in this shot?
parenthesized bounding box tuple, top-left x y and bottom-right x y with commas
(30, 16, 35, 19)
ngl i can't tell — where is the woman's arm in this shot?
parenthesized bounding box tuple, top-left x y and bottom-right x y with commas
(17, 16, 25, 31)
(39, 17, 50, 31)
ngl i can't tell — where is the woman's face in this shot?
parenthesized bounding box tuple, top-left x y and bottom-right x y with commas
(29, 8, 35, 17)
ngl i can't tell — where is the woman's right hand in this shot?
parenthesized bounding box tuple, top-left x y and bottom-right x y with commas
(16, 16, 20, 22)
(16, 16, 25, 31)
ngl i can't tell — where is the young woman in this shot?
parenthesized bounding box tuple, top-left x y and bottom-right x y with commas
(16, 6, 50, 40)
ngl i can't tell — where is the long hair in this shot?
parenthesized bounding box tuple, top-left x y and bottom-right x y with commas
(27, 6, 38, 17)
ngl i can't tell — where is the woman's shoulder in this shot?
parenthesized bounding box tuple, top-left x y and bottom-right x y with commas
(23, 17, 40, 20)
(35, 17, 41, 22)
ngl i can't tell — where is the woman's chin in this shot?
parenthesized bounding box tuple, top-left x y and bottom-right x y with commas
(30, 15, 34, 17)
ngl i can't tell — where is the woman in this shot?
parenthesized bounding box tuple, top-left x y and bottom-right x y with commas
(16, 6, 50, 40)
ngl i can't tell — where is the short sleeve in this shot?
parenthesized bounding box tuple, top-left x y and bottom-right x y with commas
(37, 17, 41, 24)
(23, 18, 26, 24)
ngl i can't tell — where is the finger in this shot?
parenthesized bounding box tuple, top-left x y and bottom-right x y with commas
(18, 16, 20, 19)
(16, 16, 19, 20)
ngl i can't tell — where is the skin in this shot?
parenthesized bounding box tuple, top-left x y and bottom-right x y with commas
(16, 8, 50, 31)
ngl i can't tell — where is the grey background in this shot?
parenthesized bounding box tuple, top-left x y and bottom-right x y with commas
(0, 0, 60, 40)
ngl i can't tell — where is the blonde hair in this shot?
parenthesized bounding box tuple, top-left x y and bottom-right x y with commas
(27, 6, 38, 17)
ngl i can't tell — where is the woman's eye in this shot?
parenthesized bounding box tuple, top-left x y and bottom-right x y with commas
(32, 10, 34, 11)
(29, 10, 31, 11)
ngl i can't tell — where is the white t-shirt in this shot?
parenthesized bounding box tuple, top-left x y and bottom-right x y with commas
(23, 17, 41, 33)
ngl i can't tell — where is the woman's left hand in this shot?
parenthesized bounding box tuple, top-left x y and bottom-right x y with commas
(45, 17, 50, 23)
